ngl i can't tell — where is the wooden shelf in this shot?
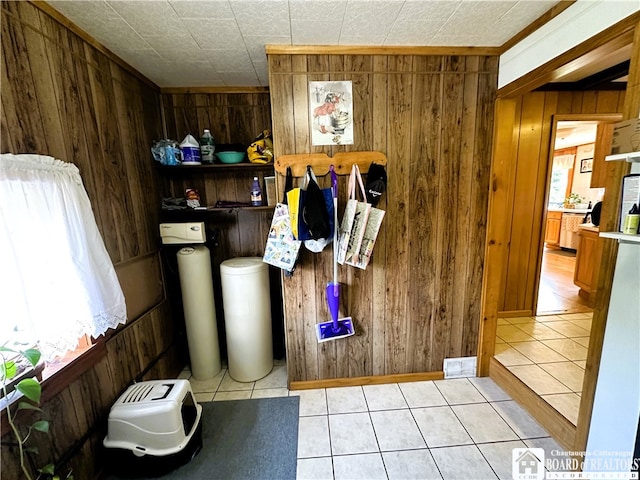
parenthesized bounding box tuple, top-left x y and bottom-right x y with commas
(161, 205, 273, 215)
(599, 231, 640, 244)
(605, 152, 640, 162)
(156, 162, 274, 173)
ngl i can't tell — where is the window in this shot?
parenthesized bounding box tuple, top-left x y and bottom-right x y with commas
(0, 154, 127, 366)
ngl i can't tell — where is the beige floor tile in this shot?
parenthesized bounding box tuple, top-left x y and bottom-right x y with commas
(534, 315, 565, 322)
(538, 362, 585, 392)
(542, 339, 588, 361)
(573, 360, 587, 369)
(506, 365, 572, 395)
(290, 388, 328, 416)
(542, 393, 581, 425)
(497, 318, 509, 325)
(297, 457, 333, 480)
(495, 337, 506, 344)
(573, 336, 590, 347)
(515, 322, 566, 340)
(496, 325, 535, 342)
(213, 390, 252, 401)
(503, 316, 536, 325)
(559, 312, 593, 321)
(251, 387, 289, 399)
(494, 344, 534, 367)
(510, 341, 569, 363)
(567, 318, 593, 331)
(544, 321, 591, 338)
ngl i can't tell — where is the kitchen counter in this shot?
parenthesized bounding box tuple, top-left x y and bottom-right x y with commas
(548, 207, 591, 214)
(578, 223, 599, 233)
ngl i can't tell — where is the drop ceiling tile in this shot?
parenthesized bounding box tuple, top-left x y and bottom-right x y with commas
(340, 1, 403, 34)
(338, 35, 387, 46)
(182, 19, 245, 49)
(82, 18, 151, 51)
(230, 0, 291, 36)
(108, 1, 184, 36)
(49, 1, 120, 22)
(289, 0, 347, 21)
(292, 21, 341, 45)
(395, 0, 460, 23)
(169, 0, 235, 19)
(385, 19, 443, 45)
(429, 34, 503, 47)
(205, 50, 255, 72)
(142, 35, 204, 62)
(244, 35, 291, 62)
(219, 71, 261, 87)
(439, 1, 518, 34)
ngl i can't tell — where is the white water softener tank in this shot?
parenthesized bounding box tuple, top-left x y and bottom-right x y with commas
(176, 246, 221, 380)
(220, 258, 273, 382)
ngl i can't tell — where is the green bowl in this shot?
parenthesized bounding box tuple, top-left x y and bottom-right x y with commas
(216, 151, 245, 164)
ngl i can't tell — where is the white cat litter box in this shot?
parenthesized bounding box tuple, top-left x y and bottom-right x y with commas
(103, 379, 203, 476)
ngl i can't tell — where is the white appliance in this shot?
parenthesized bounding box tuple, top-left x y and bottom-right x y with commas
(159, 222, 206, 244)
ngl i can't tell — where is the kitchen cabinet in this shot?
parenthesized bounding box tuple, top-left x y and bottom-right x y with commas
(573, 226, 603, 304)
(544, 211, 562, 246)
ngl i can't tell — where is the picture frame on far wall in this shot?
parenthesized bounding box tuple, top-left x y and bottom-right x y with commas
(580, 158, 593, 173)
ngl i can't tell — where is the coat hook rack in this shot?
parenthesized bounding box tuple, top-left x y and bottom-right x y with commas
(274, 151, 387, 177)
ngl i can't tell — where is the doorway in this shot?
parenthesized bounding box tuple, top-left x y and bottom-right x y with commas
(536, 119, 600, 316)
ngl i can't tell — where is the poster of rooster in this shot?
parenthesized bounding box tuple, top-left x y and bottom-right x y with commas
(309, 81, 353, 146)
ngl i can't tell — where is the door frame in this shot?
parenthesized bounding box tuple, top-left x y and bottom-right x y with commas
(532, 113, 623, 315)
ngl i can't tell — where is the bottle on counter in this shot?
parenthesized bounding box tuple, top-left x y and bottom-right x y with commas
(200, 129, 215, 164)
(250, 177, 262, 206)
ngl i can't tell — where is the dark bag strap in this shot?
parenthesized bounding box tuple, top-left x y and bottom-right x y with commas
(282, 166, 293, 204)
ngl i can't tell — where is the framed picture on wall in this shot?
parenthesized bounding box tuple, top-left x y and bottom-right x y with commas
(309, 81, 353, 146)
(580, 158, 593, 173)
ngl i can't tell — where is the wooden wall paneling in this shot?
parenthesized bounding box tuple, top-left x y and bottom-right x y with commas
(407, 69, 439, 372)
(19, 5, 67, 160)
(1, 3, 48, 154)
(291, 57, 311, 153)
(207, 94, 231, 144)
(384, 57, 412, 374)
(371, 55, 388, 376)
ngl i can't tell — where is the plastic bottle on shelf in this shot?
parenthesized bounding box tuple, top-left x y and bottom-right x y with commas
(250, 177, 262, 206)
(200, 129, 215, 164)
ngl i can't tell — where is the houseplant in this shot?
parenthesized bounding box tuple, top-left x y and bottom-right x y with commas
(0, 346, 72, 480)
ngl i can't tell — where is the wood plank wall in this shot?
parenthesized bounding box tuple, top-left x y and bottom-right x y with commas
(268, 54, 498, 382)
(1, 3, 183, 478)
(496, 91, 625, 314)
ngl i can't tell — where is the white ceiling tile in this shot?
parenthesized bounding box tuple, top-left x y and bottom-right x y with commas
(395, 0, 460, 23)
(429, 34, 502, 47)
(169, 0, 235, 19)
(204, 50, 255, 72)
(182, 19, 245, 48)
(108, 1, 185, 36)
(292, 21, 341, 45)
(49, 1, 120, 22)
(230, 0, 291, 36)
(142, 34, 204, 62)
(340, 0, 404, 33)
(289, 0, 347, 21)
(219, 72, 261, 86)
(244, 35, 291, 62)
(338, 35, 387, 46)
(83, 18, 151, 51)
(440, 1, 518, 33)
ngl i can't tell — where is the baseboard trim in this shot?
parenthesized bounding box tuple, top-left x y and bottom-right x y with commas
(489, 357, 576, 451)
(290, 371, 445, 391)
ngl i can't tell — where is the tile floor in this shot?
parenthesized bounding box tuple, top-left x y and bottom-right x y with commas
(181, 363, 567, 479)
(494, 312, 592, 425)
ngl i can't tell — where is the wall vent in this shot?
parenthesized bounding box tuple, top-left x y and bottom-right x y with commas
(443, 356, 477, 379)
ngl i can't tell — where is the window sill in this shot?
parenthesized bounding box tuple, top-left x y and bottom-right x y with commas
(1, 340, 106, 437)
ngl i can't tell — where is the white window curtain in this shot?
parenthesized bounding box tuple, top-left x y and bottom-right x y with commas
(0, 154, 126, 360)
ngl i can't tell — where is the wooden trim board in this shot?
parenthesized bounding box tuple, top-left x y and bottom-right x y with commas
(290, 371, 444, 391)
(160, 86, 269, 94)
(490, 357, 576, 451)
(266, 45, 501, 56)
(275, 151, 387, 177)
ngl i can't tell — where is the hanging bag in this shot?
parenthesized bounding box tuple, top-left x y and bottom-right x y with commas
(263, 167, 302, 272)
(337, 164, 371, 266)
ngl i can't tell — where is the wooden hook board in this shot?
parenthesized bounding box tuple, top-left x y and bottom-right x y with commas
(274, 151, 387, 177)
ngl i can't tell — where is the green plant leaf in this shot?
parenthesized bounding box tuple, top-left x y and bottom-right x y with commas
(32, 420, 49, 433)
(22, 348, 41, 367)
(1, 360, 17, 380)
(39, 463, 55, 475)
(25, 445, 40, 454)
(0, 346, 18, 354)
(17, 401, 43, 412)
(16, 378, 41, 402)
